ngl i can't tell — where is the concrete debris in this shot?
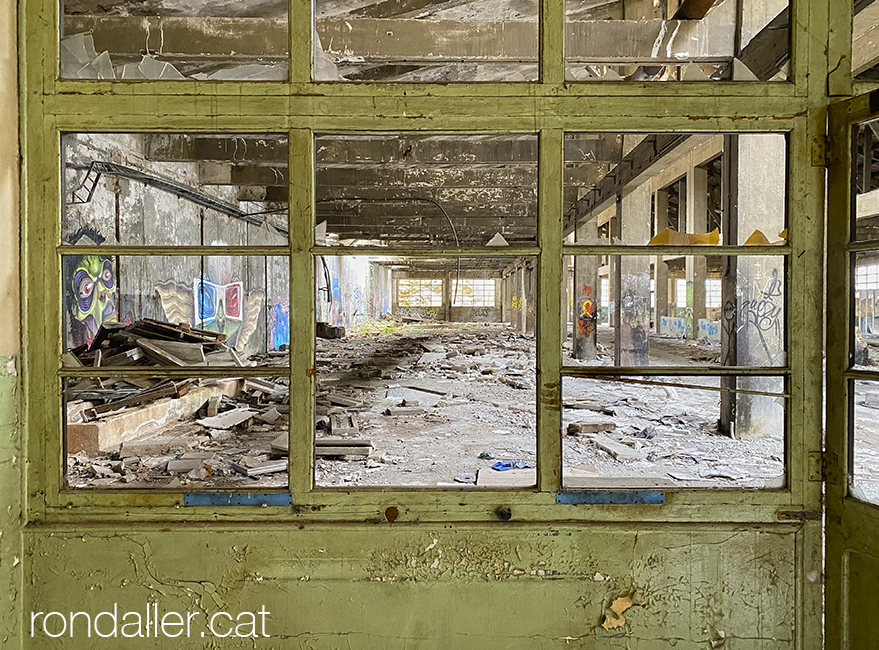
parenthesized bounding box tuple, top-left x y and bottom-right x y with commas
(454, 472, 477, 484)
(566, 421, 616, 435)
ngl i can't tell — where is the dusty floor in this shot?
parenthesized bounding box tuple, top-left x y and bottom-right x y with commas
(66, 321, 805, 491)
(315, 322, 785, 489)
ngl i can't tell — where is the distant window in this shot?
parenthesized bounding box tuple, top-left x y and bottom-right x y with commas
(650, 278, 655, 310)
(452, 279, 496, 307)
(857, 264, 879, 291)
(705, 279, 722, 308)
(601, 278, 609, 301)
(676, 279, 688, 307)
(398, 278, 443, 307)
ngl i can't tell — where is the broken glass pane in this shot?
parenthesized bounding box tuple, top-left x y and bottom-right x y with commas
(64, 375, 290, 489)
(564, 255, 786, 368)
(852, 120, 879, 242)
(561, 375, 786, 489)
(854, 1, 879, 82)
(565, 132, 788, 247)
(314, 255, 537, 487)
(61, 254, 290, 362)
(61, 1, 288, 81)
(565, 0, 790, 82)
(315, 134, 538, 248)
(63, 133, 289, 247)
(853, 379, 879, 505)
(313, 0, 538, 82)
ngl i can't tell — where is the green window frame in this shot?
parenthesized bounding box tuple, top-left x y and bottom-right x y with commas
(20, 0, 827, 526)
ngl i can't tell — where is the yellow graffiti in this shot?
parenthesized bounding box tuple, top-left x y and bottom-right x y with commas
(512, 296, 523, 309)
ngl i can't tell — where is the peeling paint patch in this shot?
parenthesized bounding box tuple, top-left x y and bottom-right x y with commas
(602, 594, 635, 630)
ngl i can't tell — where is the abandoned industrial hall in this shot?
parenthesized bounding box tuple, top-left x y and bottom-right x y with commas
(4, 0, 879, 647)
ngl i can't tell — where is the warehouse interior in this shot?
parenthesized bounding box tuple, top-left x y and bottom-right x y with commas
(5, 0, 879, 648)
(59, 129, 792, 491)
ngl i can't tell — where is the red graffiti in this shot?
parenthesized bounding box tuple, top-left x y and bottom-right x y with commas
(576, 287, 597, 338)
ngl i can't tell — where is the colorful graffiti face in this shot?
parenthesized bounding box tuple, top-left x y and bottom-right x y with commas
(195, 279, 244, 324)
(155, 275, 265, 351)
(72, 255, 117, 342)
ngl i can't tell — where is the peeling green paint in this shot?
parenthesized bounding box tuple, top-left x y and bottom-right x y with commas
(0, 356, 22, 649)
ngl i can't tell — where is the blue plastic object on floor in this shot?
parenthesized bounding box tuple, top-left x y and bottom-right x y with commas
(491, 460, 534, 471)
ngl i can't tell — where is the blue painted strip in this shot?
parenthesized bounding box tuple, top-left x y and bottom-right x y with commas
(184, 492, 293, 507)
(556, 491, 665, 505)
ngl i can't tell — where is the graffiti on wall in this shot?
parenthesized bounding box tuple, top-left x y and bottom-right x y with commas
(576, 284, 597, 338)
(512, 296, 523, 309)
(270, 300, 290, 349)
(64, 229, 120, 346)
(397, 306, 440, 320)
(740, 267, 783, 362)
(661, 316, 686, 339)
(155, 272, 264, 350)
(698, 319, 720, 342)
(68, 254, 119, 346)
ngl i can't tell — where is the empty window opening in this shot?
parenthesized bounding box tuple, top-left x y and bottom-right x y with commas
(565, 0, 791, 83)
(314, 255, 537, 487)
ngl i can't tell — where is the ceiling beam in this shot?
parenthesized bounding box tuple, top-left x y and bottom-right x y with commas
(65, 14, 735, 65)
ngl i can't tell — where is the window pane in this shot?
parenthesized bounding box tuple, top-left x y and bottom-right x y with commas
(565, 0, 790, 82)
(61, 2, 288, 80)
(62, 254, 290, 362)
(564, 255, 786, 368)
(565, 133, 787, 247)
(314, 0, 538, 82)
(853, 252, 879, 369)
(562, 375, 786, 489)
(854, 2, 879, 82)
(65, 375, 290, 489)
(63, 133, 289, 247)
(853, 120, 879, 242)
(315, 255, 536, 487)
(853, 379, 879, 505)
(315, 133, 538, 248)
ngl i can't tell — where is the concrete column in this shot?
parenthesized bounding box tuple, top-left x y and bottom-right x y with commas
(572, 216, 598, 360)
(517, 267, 526, 333)
(525, 264, 537, 336)
(685, 165, 708, 339)
(735, 134, 786, 438)
(443, 271, 452, 322)
(620, 184, 652, 365)
(653, 189, 670, 333)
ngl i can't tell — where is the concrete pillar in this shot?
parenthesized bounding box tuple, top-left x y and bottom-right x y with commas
(620, 184, 652, 365)
(572, 216, 598, 360)
(653, 189, 670, 333)
(735, 134, 786, 438)
(517, 267, 526, 333)
(685, 165, 708, 339)
(525, 264, 537, 336)
(443, 271, 452, 322)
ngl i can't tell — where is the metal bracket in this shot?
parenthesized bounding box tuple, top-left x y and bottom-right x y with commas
(808, 451, 826, 482)
(184, 492, 293, 507)
(556, 491, 665, 506)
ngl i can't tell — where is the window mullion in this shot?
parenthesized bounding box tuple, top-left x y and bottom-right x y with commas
(537, 128, 563, 492)
(539, 0, 564, 85)
(289, 128, 315, 494)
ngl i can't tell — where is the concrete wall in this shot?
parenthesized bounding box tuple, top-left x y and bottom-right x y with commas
(0, 0, 21, 645)
(62, 134, 289, 354)
(317, 255, 371, 329)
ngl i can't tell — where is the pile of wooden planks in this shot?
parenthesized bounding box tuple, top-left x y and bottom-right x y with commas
(63, 319, 246, 368)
